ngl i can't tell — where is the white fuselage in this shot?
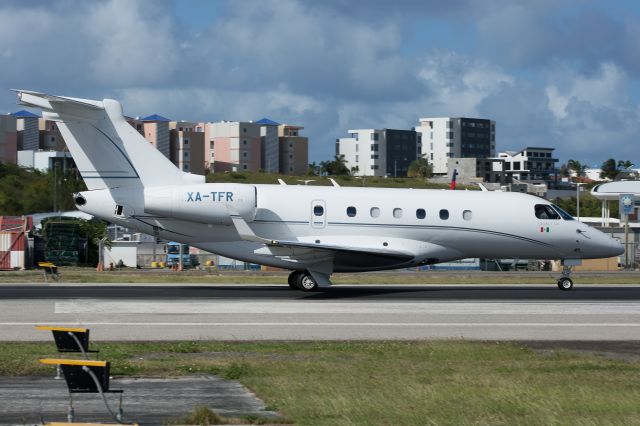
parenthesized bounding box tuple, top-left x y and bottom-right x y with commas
(77, 184, 623, 272)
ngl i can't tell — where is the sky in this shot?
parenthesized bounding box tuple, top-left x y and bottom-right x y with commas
(1, 0, 639, 166)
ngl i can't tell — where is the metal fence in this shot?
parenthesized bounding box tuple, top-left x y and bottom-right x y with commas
(620, 242, 640, 270)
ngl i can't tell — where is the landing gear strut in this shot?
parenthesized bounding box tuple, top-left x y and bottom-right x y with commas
(287, 271, 319, 291)
(557, 265, 574, 291)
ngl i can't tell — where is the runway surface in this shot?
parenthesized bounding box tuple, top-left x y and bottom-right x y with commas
(1, 283, 640, 341)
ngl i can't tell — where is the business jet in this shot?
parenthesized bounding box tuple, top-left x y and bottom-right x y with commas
(16, 90, 624, 291)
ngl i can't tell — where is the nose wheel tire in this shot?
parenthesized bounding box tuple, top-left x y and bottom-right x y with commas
(557, 277, 573, 291)
(296, 272, 318, 292)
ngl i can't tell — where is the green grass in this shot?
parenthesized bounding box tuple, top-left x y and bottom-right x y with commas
(1, 267, 639, 284)
(4, 341, 640, 425)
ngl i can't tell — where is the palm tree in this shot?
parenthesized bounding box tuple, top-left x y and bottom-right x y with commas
(567, 159, 587, 177)
(307, 162, 319, 176)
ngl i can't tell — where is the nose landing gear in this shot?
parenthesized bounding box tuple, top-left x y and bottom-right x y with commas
(557, 264, 574, 291)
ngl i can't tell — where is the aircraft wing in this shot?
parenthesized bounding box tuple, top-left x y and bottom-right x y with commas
(229, 213, 414, 263)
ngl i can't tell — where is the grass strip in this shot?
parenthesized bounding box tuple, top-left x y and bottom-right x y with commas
(1, 268, 639, 284)
(2, 340, 639, 425)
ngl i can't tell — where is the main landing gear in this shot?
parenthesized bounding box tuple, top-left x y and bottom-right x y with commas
(557, 264, 574, 291)
(287, 271, 318, 291)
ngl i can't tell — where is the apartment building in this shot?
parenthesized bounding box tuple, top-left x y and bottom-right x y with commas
(7, 106, 310, 177)
(207, 121, 262, 172)
(13, 110, 39, 150)
(141, 114, 171, 158)
(38, 119, 65, 151)
(415, 117, 496, 175)
(0, 114, 17, 164)
(256, 118, 280, 173)
(337, 128, 418, 177)
(494, 147, 558, 182)
(169, 121, 205, 175)
(278, 124, 308, 175)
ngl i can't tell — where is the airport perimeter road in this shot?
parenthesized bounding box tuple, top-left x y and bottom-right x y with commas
(1, 284, 640, 341)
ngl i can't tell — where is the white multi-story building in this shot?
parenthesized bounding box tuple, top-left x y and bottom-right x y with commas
(415, 117, 496, 175)
(493, 147, 558, 182)
(336, 128, 418, 177)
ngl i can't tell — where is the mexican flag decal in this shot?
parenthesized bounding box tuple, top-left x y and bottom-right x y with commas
(540, 226, 550, 233)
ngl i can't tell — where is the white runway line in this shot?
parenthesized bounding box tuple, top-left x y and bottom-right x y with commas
(5, 322, 640, 327)
(54, 300, 640, 315)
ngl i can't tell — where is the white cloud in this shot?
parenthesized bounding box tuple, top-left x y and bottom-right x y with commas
(545, 63, 627, 119)
(0, 0, 639, 165)
(84, 0, 179, 85)
(198, 0, 419, 100)
(417, 52, 514, 116)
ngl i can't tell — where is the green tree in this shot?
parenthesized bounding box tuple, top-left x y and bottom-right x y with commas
(322, 155, 349, 176)
(552, 194, 618, 218)
(407, 157, 433, 179)
(600, 158, 617, 180)
(567, 159, 586, 177)
(0, 162, 85, 215)
(617, 160, 633, 170)
(307, 162, 320, 176)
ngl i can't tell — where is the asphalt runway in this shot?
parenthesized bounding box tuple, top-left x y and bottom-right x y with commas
(1, 283, 640, 341)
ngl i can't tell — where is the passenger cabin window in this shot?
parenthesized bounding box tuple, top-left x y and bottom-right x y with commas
(347, 206, 356, 217)
(393, 208, 403, 218)
(552, 205, 575, 220)
(463, 210, 472, 220)
(535, 204, 561, 220)
(439, 209, 449, 220)
(370, 207, 380, 218)
(314, 205, 324, 216)
(416, 208, 426, 219)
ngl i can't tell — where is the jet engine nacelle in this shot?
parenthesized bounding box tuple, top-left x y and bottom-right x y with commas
(144, 183, 257, 225)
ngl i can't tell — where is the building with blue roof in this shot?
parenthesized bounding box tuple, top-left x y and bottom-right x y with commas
(12, 110, 40, 118)
(255, 118, 280, 126)
(13, 110, 40, 150)
(141, 114, 171, 122)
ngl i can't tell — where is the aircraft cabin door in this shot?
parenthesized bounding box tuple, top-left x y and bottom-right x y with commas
(311, 200, 327, 229)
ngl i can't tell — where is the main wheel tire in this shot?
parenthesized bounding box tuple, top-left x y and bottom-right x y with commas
(296, 273, 318, 291)
(288, 271, 301, 289)
(557, 277, 573, 291)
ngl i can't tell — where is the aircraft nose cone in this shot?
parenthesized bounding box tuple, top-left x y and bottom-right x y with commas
(594, 234, 625, 258)
(609, 239, 625, 257)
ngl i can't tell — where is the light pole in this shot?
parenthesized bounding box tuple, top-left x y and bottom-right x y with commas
(576, 182, 586, 221)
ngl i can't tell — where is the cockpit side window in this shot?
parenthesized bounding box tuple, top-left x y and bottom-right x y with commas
(551, 204, 575, 220)
(534, 204, 561, 220)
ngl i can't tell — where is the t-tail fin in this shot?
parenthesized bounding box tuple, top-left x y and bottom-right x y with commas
(15, 90, 204, 190)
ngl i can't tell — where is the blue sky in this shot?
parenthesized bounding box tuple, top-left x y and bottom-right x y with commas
(1, 0, 639, 166)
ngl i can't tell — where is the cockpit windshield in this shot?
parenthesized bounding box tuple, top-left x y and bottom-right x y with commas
(534, 204, 575, 220)
(551, 204, 575, 220)
(534, 204, 561, 220)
